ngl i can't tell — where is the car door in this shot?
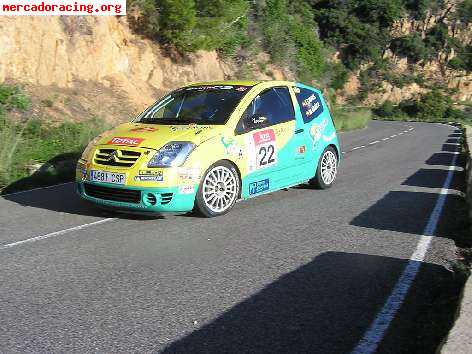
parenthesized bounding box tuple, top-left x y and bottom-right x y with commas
(293, 85, 336, 180)
(234, 86, 307, 197)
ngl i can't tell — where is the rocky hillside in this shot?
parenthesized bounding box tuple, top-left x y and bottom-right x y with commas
(0, 0, 470, 124)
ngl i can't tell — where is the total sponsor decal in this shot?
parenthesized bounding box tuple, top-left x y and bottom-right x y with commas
(107, 137, 144, 146)
(246, 129, 278, 172)
(249, 178, 270, 195)
(134, 170, 163, 182)
(179, 185, 195, 195)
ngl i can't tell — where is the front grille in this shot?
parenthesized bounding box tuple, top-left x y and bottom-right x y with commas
(94, 148, 141, 167)
(84, 183, 141, 204)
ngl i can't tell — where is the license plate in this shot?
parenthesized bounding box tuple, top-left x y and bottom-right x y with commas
(90, 170, 126, 185)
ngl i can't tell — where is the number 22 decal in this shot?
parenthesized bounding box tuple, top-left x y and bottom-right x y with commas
(258, 145, 275, 166)
(248, 129, 277, 170)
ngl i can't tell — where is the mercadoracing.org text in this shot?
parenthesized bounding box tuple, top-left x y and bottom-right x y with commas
(0, 0, 126, 15)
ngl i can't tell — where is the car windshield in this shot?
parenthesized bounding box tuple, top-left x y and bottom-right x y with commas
(137, 85, 250, 125)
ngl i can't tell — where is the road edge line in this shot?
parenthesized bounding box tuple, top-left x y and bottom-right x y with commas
(351, 146, 459, 354)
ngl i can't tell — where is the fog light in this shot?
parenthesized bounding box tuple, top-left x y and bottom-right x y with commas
(144, 193, 157, 206)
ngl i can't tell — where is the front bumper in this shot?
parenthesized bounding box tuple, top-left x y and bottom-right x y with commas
(77, 181, 197, 213)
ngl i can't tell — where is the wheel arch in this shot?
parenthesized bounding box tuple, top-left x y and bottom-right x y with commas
(220, 159, 243, 198)
(327, 143, 341, 162)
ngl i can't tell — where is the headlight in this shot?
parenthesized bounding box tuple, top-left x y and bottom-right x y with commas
(80, 135, 102, 161)
(148, 142, 195, 168)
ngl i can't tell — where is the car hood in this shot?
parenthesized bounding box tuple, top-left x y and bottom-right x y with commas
(96, 122, 225, 150)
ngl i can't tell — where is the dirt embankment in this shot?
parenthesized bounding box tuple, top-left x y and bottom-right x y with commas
(0, 16, 237, 123)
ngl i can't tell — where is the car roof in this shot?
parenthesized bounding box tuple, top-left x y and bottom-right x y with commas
(186, 80, 296, 88)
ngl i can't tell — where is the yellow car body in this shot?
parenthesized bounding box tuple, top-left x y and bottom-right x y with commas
(76, 80, 340, 215)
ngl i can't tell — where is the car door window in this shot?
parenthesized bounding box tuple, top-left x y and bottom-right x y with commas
(237, 87, 295, 133)
(295, 88, 324, 123)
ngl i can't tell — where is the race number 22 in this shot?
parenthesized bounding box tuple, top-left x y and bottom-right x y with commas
(253, 129, 277, 169)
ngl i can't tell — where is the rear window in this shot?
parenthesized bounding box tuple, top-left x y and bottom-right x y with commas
(295, 87, 324, 123)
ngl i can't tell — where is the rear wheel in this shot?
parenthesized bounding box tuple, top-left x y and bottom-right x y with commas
(310, 146, 338, 189)
(194, 161, 240, 217)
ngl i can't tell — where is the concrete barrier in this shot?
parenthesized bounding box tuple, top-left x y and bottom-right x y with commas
(441, 125, 472, 354)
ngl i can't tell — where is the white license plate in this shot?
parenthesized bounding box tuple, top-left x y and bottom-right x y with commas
(90, 170, 126, 185)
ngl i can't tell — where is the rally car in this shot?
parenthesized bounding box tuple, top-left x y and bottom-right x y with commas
(76, 80, 340, 217)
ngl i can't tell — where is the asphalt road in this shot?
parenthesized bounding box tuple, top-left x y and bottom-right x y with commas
(0, 120, 467, 353)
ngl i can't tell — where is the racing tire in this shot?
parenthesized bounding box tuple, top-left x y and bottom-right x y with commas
(194, 161, 240, 217)
(310, 146, 338, 189)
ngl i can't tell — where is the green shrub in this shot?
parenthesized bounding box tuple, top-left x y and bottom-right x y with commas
(390, 34, 429, 63)
(374, 89, 470, 123)
(330, 62, 349, 90)
(332, 106, 372, 131)
(0, 84, 30, 112)
(259, 0, 327, 82)
(447, 44, 472, 72)
(445, 107, 471, 122)
(127, 0, 249, 55)
(127, 0, 160, 38)
(415, 89, 452, 120)
(456, 0, 472, 23)
(314, 0, 404, 69)
(0, 116, 110, 190)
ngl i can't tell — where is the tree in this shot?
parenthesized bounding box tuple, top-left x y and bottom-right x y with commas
(159, 0, 197, 51)
(390, 34, 429, 62)
(456, 0, 472, 23)
(416, 89, 453, 120)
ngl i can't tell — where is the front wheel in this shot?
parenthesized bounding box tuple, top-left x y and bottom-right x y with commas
(194, 161, 240, 217)
(310, 146, 338, 189)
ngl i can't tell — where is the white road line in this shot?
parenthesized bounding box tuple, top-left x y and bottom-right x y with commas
(382, 138, 389, 141)
(0, 218, 115, 250)
(1, 182, 73, 197)
(398, 132, 403, 135)
(351, 146, 365, 151)
(369, 141, 380, 145)
(408, 128, 414, 131)
(352, 151, 459, 354)
(390, 134, 397, 138)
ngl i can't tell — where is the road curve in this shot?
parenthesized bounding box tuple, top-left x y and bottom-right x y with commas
(0, 121, 467, 353)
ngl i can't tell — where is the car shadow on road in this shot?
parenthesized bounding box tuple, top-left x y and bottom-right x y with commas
(442, 143, 460, 152)
(1, 183, 162, 220)
(161, 252, 462, 354)
(426, 151, 465, 167)
(350, 150, 468, 243)
(401, 168, 464, 190)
